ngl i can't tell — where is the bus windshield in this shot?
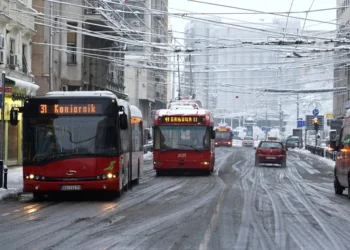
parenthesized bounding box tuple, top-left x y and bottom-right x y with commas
(23, 116, 117, 164)
(216, 131, 231, 140)
(154, 126, 211, 151)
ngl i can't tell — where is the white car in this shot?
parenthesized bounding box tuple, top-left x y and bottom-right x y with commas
(242, 136, 254, 146)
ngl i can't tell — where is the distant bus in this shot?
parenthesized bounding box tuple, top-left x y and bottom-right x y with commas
(214, 124, 233, 147)
(10, 91, 142, 200)
(153, 105, 216, 175)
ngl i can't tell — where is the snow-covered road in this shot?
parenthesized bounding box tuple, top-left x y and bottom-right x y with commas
(1, 146, 350, 250)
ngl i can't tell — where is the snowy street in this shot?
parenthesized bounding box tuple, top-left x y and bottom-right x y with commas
(0, 146, 349, 250)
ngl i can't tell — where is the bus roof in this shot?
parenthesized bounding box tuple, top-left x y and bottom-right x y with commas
(130, 105, 142, 118)
(157, 107, 207, 116)
(45, 91, 117, 98)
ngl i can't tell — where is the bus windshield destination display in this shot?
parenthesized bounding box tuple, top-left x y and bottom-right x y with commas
(39, 104, 103, 115)
(218, 128, 227, 132)
(161, 116, 203, 123)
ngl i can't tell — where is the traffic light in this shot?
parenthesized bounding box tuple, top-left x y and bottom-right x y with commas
(313, 117, 319, 131)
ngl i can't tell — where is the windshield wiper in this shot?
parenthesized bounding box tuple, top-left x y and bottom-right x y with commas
(178, 144, 201, 152)
(39, 152, 68, 161)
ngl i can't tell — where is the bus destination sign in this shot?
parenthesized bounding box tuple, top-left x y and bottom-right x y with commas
(161, 116, 203, 123)
(39, 104, 103, 115)
(218, 128, 227, 132)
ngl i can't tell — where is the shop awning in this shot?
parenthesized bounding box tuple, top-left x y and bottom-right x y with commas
(5, 76, 39, 96)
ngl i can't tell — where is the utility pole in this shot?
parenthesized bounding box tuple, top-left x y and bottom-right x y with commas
(1, 72, 5, 187)
(49, 2, 53, 91)
(265, 98, 268, 140)
(177, 54, 180, 99)
(296, 93, 300, 120)
(189, 53, 193, 96)
(279, 100, 283, 138)
(135, 69, 140, 107)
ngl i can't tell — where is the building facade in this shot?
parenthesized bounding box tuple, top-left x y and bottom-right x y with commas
(334, 0, 350, 118)
(184, 18, 334, 134)
(122, 0, 170, 128)
(32, 0, 126, 98)
(0, 0, 39, 165)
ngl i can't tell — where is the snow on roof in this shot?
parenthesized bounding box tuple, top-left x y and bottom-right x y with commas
(158, 108, 207, 116)
(45, 91, 117, 98)
(130, 105, 142, 118)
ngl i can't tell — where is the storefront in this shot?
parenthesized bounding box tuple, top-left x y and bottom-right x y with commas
(0, 75, 39, 166)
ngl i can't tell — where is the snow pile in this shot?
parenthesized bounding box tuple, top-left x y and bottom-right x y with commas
(292, 148, 335, 168)
(0, 188, 22, 200)
(253, 126, 266, 140)
(0, 166, 23, 200)
(143, 151, 153, 161)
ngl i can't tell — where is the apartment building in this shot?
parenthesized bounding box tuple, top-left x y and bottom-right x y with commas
(0, 0, 39, 165)
(334, 0, 350, 118)
(32, 0, 126, 98)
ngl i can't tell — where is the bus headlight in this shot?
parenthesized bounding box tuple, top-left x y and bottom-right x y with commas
(153, 161, 162, 165)
(107, 173, 113, 179)
(201, 161, 210, 165)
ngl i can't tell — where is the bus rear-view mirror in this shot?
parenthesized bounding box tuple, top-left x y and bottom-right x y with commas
(211, 130, 216, 139)
(120, 112, 128, 130)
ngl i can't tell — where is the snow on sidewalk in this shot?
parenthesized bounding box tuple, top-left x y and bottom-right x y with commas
(291, 148, 335, 169)
(0, 166, 23, 200)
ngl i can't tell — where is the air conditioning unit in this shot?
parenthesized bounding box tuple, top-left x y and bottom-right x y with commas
(9, 54, 17, 68)
(0, 35, 4, 49)
(0, 51, 4, 64)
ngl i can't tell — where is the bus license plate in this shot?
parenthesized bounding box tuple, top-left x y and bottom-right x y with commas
(61, 185, 81, 191)
(266, 157, 276, 160)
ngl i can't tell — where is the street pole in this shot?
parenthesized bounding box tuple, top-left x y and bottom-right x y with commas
(189, 53, 193, 96)
(1, 72, 5, 188)
(265, 99, 268, 140)
(177, 54, 180, 99)
(136, 69, 140, 107)
(49, 2, 53, 91)
(296, 93, 300, 120)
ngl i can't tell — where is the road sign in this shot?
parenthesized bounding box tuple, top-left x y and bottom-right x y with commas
(306, 115, 324, 130)
(326, 113, 334, 119)
(312, 108, 319, 116)
(297, 119, 305, 128)
(261, 126, 270, 132)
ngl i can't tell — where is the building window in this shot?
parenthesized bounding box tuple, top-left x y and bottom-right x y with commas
(67, 22, 77, 64)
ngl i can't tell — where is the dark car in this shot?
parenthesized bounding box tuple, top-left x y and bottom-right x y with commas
(255, 140, 287, 167)
(286, 136, 300, 149)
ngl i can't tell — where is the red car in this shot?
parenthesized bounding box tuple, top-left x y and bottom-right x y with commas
(255, 140, 287, 167)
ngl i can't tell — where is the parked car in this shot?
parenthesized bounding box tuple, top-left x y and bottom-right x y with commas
(255, 140, 287, 167)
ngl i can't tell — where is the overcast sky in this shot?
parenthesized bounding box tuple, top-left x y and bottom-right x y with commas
(169, 0, 336, 43)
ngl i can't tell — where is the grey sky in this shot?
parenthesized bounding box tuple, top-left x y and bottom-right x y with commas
(169, 0, 336, 43)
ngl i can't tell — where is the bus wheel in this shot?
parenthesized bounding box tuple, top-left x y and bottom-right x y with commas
(33, 192, 44, 201)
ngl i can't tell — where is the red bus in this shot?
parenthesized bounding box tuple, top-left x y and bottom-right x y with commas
(10, 91, 142, 200)
(153, 107, 216, 175)
(214, 124, 233, 147)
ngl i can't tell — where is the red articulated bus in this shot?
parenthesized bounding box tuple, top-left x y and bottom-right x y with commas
(153, 106, 216, 175)
(214, 124, 233, 147)
(10, 91, 143, 200)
